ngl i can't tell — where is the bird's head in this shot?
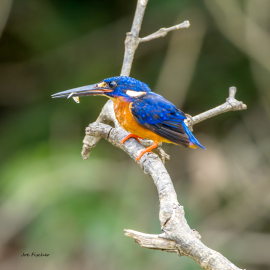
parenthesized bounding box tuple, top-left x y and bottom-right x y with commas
(51, 76, 151, 103)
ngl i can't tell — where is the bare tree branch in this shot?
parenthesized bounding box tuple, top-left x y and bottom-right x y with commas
(81, 0, 247, 269)
(82, 0, 149, 160)
(185, 87, 247, 131)
(139, 20, 190, 43)
(121, 0, 148, 76)
(82, 88, 246, 270)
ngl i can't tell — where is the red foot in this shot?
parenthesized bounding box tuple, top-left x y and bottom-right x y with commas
(136, 142, 158, 163)
(121, 134, 144, 146)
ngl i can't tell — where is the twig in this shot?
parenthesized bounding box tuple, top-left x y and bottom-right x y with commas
(184, 87, 247, 131)
(81, 0, 246, 269)
(139, 20, 190, 43)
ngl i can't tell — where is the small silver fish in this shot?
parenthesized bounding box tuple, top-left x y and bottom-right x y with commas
(72, 97, 80, 103)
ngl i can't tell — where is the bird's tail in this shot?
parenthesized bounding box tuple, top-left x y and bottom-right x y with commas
(182, 122, 206, 150)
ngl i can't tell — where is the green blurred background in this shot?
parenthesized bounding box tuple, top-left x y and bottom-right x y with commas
(0, 0, 270, 269)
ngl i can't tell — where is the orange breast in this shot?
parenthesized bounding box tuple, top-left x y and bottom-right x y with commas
(113, 98, 172, 144)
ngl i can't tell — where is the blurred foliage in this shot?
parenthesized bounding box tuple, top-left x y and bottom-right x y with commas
(0, 0, 270, 269)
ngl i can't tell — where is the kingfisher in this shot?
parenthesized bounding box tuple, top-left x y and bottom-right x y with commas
(52, 76, 205, 162)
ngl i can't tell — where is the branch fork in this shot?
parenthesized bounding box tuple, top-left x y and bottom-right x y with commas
(81, 1, 247, 269)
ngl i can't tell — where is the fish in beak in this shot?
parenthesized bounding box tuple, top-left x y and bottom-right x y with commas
(51, 82, 113, 103)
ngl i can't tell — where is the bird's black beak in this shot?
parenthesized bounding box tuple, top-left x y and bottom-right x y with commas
(51, 82, 113, 103)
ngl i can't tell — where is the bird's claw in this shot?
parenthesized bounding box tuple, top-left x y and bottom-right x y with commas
(121, 134, 143, 146)
(135, 142, 158, 163)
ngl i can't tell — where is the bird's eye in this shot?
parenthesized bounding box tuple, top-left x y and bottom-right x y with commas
(109, 81, 117, 88)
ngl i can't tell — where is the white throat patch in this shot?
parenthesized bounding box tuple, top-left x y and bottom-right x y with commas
(126, 90, 146, 97)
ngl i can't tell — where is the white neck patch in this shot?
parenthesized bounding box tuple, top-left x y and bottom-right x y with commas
(126, 90, 146, 97)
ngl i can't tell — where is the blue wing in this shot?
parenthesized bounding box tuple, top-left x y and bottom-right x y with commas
(131, 93, 205, 149)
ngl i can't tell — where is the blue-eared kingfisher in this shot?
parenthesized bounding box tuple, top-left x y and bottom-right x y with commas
(52, 76, 205, 162)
